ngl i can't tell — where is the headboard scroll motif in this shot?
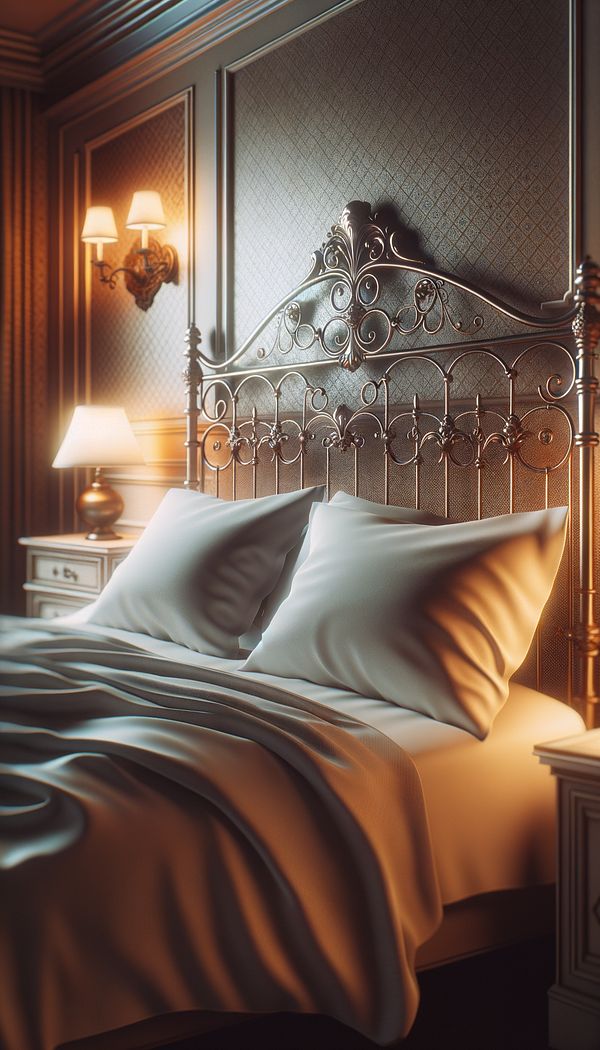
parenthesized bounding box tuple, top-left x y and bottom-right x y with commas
(189, 201, 576, 377)
(183, 205, 600, 728)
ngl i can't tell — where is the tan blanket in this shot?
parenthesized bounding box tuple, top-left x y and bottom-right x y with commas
(0, 619, 442, 1049)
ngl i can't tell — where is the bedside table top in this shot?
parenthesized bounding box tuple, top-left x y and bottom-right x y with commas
(534, 729, 600, 774)
(18, 533, 139, 554)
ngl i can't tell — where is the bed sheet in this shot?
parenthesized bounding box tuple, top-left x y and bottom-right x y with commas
(1, 616, 443, 1050)
(51, 616, 586, 905)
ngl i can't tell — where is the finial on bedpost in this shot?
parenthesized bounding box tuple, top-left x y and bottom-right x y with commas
(572, 258, 600, 727)
(183, 323, 203, 490)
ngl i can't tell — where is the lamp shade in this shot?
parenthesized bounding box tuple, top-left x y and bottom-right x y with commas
(52, 406, 145, 468)
(81, 207, 118, 244)
(126, 191, 166, 231)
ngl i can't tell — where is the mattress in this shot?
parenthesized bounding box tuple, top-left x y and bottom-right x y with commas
(54, 618, 585, 906)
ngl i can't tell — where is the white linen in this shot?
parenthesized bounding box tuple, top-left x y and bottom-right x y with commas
(330, 490, 447, 523)
(85, 486, 323, 656)
(244, 504, 568, 737)
(35, 617, 587, 904)
(0, 617, 441, 1050)
(292, 679, 584, 903)
(259, 491, 446, 639)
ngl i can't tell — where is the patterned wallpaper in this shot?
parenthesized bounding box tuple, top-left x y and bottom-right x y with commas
(230, 0, 570, 351)
(89, 99, 187, 418)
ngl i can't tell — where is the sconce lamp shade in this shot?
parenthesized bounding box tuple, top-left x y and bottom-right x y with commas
(126, 191, 166, 231)
(52, 406, 145, 469)
(83, 191, 177, 311)
(81, 206, 118, 244)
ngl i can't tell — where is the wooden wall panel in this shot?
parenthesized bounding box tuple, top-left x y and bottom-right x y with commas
(1, 88, 48, 613)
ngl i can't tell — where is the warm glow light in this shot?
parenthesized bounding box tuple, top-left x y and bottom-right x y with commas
(126, 191, 166, 250)
(52, 406, 145, 468)
(81, 206, 118, 262)
(126, 191, 166, 231)
(81, 207, 118, 244)
(83, 192, 177, 305)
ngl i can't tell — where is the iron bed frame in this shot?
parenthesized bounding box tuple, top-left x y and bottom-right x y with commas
(181, 201, 599, 727)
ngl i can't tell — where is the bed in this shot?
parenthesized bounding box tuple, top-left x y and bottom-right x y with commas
(1, 201, 599, 1050)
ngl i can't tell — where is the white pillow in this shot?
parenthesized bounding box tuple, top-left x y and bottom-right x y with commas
(89, 486, 323, 657)
(331, 490, 447, 524)
(243, 504, 568, 737)
(255, 493, 444, 638)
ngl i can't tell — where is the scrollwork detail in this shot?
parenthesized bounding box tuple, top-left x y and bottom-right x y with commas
(226, 426, 244, 458)
(394, 278, 484, 338)
(420, 414, 475, 465)
(323, 404, 366, 451)
(254, 203, 488, 372)
(262, 421, 289, 461)
(200, 343, 575, 484)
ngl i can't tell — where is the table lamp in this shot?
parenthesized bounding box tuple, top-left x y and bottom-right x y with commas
(53, 405, 144, 539)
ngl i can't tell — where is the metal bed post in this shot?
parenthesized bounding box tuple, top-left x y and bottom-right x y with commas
(572, 258, 600, 727)
(183, 322, 203, 491)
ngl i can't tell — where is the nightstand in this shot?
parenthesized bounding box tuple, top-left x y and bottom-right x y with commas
(18, 533, 138, 619)
(535, 731, 600, 1050)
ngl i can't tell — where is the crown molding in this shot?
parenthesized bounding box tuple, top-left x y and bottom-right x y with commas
(39, 0, 151, 53)
(41, 0, 198, 84)
(0, 1, 201, 95)
(0, 0, 293, 106)
(0, 29, 43, 91)
(44, 0, 292, 117)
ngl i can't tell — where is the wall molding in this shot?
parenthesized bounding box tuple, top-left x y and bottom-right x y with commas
(0, 30, 43, 91)
(1, 1, 202, 93)
(47, 0, 293, 118)
(80, 87, 194, 418)
(218, 0, 358, 356)
(218, 0, 578, 352)
(107, 472, 184, 485)
(132, 416, 187, 434)
(0, 0, 294, 108)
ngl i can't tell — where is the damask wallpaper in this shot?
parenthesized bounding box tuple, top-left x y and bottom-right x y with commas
(231, 0, 569, 351)
(89, 99, 187, 418)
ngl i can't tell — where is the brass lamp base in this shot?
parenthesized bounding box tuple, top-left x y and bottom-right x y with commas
(76, 469, 124, 540)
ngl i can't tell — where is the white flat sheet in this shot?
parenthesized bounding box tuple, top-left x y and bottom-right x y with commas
(51, 617, 586, 905)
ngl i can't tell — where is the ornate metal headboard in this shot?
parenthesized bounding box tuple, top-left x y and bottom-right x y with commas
(182, 202, 600, 728)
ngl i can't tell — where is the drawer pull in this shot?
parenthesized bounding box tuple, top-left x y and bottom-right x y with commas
(52, 566, 79, 582)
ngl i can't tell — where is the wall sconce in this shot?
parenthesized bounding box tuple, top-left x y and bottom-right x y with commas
(81, 191, 178, 311)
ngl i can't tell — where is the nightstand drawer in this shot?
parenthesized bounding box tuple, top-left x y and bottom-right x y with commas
(31, 553, 101, 592)
(20, 533, 138, 618)
(29, 593, 91, 619)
